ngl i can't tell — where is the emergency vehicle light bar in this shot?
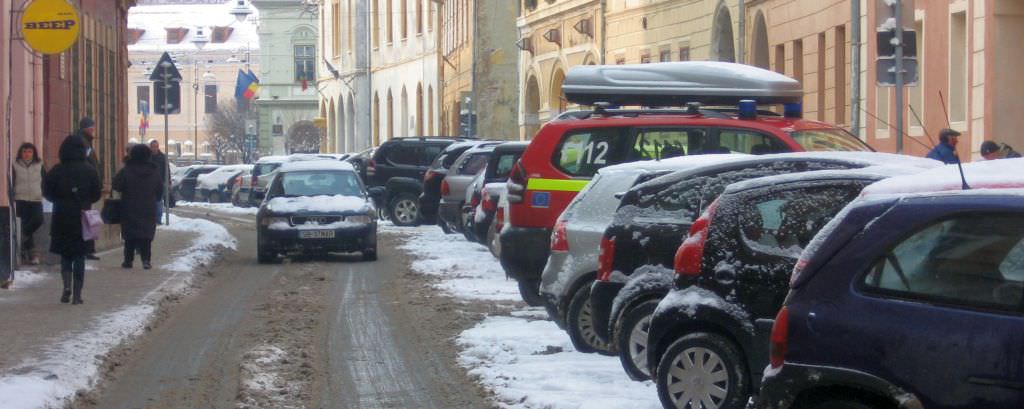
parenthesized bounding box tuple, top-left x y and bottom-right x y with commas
(562, 61, 803, 107)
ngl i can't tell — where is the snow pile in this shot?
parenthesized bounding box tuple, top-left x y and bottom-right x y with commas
(2, 270, 51, 291)
(159, 214, 237, 273)
(386, 224, 665, 408)
(178, 202, 258, 216)
(237, 345, 303, 409)
(457, 316, 661, 409)
(265, 195, 369, 214)
(387, 224, 520, 301)
(0, 304, 154, 409)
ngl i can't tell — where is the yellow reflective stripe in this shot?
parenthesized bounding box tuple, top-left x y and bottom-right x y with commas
(527, 178, 589, 192)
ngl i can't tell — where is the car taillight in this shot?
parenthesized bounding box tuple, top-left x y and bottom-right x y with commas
(507, 160, 527, 204)
(367, 159, 376, 176)
(769, 306, 790, 369)
(597, 236, 616, 281)
(470, 191, 481, 207)
(481, 188, 497, 212)
(441, 179, 450, 196)
(550, 219, 569, 252)
(674, 199, 719, 277)
(495, 207, 505, 232)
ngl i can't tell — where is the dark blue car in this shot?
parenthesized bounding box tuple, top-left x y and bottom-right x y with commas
(756, 167, 1024, 409)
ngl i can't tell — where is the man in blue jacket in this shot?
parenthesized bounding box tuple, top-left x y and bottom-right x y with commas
(926, 128, 961, 164)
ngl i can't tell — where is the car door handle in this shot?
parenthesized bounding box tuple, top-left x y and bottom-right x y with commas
(968, 376, 1024, 390)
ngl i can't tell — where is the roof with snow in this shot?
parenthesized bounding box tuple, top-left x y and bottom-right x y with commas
(127, 3, 260, 53)
(724, 165, 928, 194)
(280, 160, 355, 173)
(861, 158, 1024, 197)
(597, 154, 751, 175)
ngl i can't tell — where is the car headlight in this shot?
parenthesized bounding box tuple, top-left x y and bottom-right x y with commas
(260, 216, 289, 226)
(346, 215, 373, 224)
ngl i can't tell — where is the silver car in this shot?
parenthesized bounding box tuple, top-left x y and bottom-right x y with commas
(438, 143, 499, 233)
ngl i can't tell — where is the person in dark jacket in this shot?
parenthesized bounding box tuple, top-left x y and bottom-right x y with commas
(44, 134, 102, 304)
(925, 128, 961, 164)
(77, 117, 101, 260)
(980, 140, 1022, 160)
(149, 139, 169, 222)
(114, 144, 164, 269)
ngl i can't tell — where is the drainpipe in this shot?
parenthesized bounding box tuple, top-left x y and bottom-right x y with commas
(851, 0, 861, 137)
(599, 0, 607, 64)
(365, 0, 373, 148)
(737, 0, 745, 64)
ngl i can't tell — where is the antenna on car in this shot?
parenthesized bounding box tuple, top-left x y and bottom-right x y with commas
(592, 102, 613, 117)
(686, 102, 702, 115)
(907, 105, 936, 147)
(938, 90, 970, 190)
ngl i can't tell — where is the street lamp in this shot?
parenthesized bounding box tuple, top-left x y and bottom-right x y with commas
(191, 30, 208, 162)
(228, 0, 253, 23)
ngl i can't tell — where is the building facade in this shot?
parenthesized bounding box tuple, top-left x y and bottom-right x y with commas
(368, 0, 440, 145)
(746, 0, 851, 129)
(439, 0, 519, 140)
(863, 0, 1023, 159)
(318, 0, 371, 153)
(252, 0, 320, 156)
(2, 0, 136, 276)
(126, 2, 260, 164)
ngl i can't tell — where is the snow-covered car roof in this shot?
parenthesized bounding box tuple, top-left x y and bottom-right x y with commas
(724, 165, 927, 194)
(861, 157, 1024, 197)
(280, 160, 356, 173)
(596, 153, 751, 175)
(197, 164, 253, 189)
(256, 155, 289, 164)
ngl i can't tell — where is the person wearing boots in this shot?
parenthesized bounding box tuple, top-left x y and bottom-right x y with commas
(114, 144, 163, 269)
(44, 135, 101, 304)
(11, 142, 46, 268)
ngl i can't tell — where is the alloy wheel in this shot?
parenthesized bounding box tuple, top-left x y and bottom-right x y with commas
(576, 299, 610, 351)
(628, 315, 653, 377)
(394, 199, 418, 224)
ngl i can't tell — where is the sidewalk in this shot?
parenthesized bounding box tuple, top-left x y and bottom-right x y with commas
(0, 214, 236, 409)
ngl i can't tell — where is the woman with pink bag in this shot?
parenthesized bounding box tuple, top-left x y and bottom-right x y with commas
(43, 135, 101, 305)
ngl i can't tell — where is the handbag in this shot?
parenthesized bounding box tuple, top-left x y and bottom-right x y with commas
(81, 209, 103, 241)
(101, 192, 122, 224)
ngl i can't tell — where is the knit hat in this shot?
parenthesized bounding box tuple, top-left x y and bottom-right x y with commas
(980, 141, 1001, 156)
(78, 117, 95, 130)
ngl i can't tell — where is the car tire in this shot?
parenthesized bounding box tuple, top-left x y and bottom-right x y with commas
(803, 399, 880, 409)
(616, 299, 660, 381)
(363, 248, 378, 261)
(389, 193, 420, 226)
(656, 332, 748, 409)
(257, 244, 277, 264)
(566, 283, 614, 355)
(517, 280, 544, 307)
(486, 221, 499, 255)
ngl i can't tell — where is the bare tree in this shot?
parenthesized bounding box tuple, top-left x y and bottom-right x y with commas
(208, 103, 251, 163)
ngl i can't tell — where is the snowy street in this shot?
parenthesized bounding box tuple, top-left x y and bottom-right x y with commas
(0, 204, 659, 408)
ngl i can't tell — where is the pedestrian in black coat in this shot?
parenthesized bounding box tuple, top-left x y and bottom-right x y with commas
(114, 144, 164, 269)
(77, 117, 101, 260)
(44, 134, 102, 304)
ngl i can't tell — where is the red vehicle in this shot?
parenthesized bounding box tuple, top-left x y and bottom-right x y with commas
(500, 61, 872, 304)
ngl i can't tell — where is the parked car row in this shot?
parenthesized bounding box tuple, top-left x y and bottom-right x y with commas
(461, 62, 1024, 409)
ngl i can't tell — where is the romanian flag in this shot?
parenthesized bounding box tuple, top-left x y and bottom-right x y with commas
(234, 69, 260, 102)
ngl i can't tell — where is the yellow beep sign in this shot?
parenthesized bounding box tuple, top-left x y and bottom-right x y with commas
(20, 0, 81, 55)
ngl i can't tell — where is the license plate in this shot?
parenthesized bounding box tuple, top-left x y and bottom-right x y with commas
(299, 230, 335, 239)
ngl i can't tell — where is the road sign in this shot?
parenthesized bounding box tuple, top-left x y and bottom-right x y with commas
(149, 52, 183, 82)
(876, 57, 919, 86)
(875, 0, 914, 32)
(876, 30, 917, 58)
(20, 0, 81, 55)
(153, 81, 181, 115)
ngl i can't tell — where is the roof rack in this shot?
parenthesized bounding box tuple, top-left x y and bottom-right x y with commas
(563, 61, 802, 107)
(555, 107, 782, 121)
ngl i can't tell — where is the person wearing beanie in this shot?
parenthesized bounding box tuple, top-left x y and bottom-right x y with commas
(980, 140, 1022, 160)
(926, 128, 961, 165)
(71, 117, 101, 260)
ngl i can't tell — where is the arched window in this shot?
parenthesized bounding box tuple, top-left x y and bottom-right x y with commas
(386, 90, 394, 140)
(427, 86, 434, 135)
(416, 83, 424, 135)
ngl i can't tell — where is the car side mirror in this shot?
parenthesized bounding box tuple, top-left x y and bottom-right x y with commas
(367, 186, 386, 199)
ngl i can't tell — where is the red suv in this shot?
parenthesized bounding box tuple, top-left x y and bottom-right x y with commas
(500, 61, 872, 304)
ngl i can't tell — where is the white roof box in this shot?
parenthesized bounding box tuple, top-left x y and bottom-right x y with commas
(562, 61, 803, 107)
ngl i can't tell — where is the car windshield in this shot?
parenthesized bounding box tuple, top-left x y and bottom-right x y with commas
(790, 129, 872, 152)
(278, 171, 363, 197)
